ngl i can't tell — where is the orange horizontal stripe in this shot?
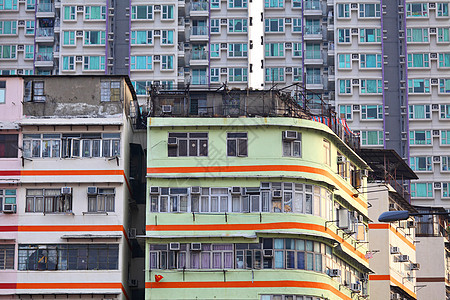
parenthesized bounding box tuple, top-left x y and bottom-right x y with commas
(146, 222, 368, 263)
(21, 170, 124, 176)
(147, 164, 366, 209)
(369, 223, 415, 250)
(145, 280, 351, 300)
(369, 275, 416, 299)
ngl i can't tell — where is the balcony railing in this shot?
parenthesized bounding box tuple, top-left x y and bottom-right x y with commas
(36, 27, 54, 37)
(191, 50, 208, 60)
(36, 52, 53, 61)
(304, 26, 322, 35)
(416, 221, 447, 237)
(37, 3, 54, 12)
(306, 75, 322, 85)
(191, 26, 208, 35)
(305, 52, 322, 60)
(191, 1, 208, 11)
(304, 1, 321, 10)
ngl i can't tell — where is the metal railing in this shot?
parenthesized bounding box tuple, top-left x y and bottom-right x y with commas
(37, 3, 54, 12)
(191, 26, 208, 35)
(36, 27, 54, 37)
(304, 26, 322, 35)
(191, 49, 208, 60)
(36, 52, 53, 61)
(304, 1, 321, 10)
(190, 1, 208, 11)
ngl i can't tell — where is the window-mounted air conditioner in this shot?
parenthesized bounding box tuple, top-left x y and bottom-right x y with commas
(285, 42, 292, 48)
(153, 55, 161, 61)
(272, 190, 282, 198)
(2, 204, 16, 213)
(230, 187, 241, 194)
(76, 56, 82, 62)
(433, 156, 441, 162)
(167, 137, 177, 146)
(263, 249, 273, 257)
(17, 45, 24, 50)
(429, 2, 436, 8)
(410, 263, 420, 270)
(154, 5, 161, 11)
(430, 53, 438, 59)
(432, 104, 439, 110)
(76, 31, 83, 36)
(221, 43, 227, 49)
(352, 105, 360, 111)
(220, 68, 227, 74)
(221, 19, 227, 24)
(430, 27, 437, 34)
(329, 269, 341, 277)
(154, 30, 161, 36)
(191, 243, 202, 251)
(150, 186, 160, 194)
(337, 155, 345, 164)
(18, 20, 25, 26)
(350, 283, 361, 292)
(434, 182, 442, 189)
(352, 79, 359, 85)
(162, 105, 172, 113)
(87, 186, 98, 195)
(431, 78, 439, 85)
(61, 187, 72, 195)
(407, 220, 415, 228)
(282, 130, 298, 140)
(191, 186, 201, 194)
(398, 254, 409, 262)
(77, 5, 83, 11)
(390, 246, 400, 254)
(285, 18, 292, 24)
(352, 53, 359, 60)
(169, 242, 180, 251)
(433, 130, 440, 136)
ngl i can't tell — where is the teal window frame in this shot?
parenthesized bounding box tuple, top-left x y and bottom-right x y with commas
(131, 30, 152, 45)
(63, 31, 75, 45)
(229, 43, 248, 57)
(359, 28, 381, 43)
(162, 5, 174, 19)
(131, 6, 153, 20)
(442, 130, 450, 145)
(62, 56, 75, 71)
(409, 130, 432, 145)
(361, 105, 383, 119)
(438, 28, 450, 42)
(265, 43, 284, 57)
(409, 156, 432, 171)
(407, 53, 429, 68)
(84, 31, 106, 45)
(83, 56, 105, 70)
(0, 0, 18, 10)
(406, 3, 428, 17)
(210, 68, 220, 82)
(130, 56, 152, 70)
(0, 21, 17, 35)
(440, 105, 450, 119)
(25, 21, 34, 35)
(438, 3, 449, 16)
(265, 0, 282, 8)
(84, 6, 106, 20)
(339, 79, 351, 94)
(265, 68, 284, 82)
(410, 183, 433, 198)
(408, 79, 430, 93)
(229, 68, 248, 82)
(161, 30, 174, 45)
(265, 18, 284, 32)
(161, 55, 174, 70)
(339, 105, 352, 120)
(409, 104, 431, 119)
(361, 131, 384, 146)
(229, 19, 248, 33)
(0, 45, 16, 59)
(25, 45, 34, 59)
(63, 6, 76, 20)
(360, 54, 382, 68)
(439, 53, 450, 67)
(338, 54, 351, 69)
(293, 43, 302, 57)
(210, 44, 220, 58)
(360, 79, 382, 94)
(337, 3, 350, 18)
(406, 28, 429, 42)
(338, 29, 350, 43)
(359, 3, 380, 18)
(439, 79, 450, 93)
(230, 0, 247, 8)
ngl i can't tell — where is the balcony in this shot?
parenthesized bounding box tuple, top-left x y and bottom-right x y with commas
(304, 1, 322, 15)
(190, 26, 208, 41)
(35, 52, 54, 67)
(190, 49, 208, 65)
(304, 52, 323, 65)
(304, 26, 323, 40)
(36, 3, 55, 18)
(305, 75, 323, 90)
(190, 1, 208, 16)
(35, 27, 55, 42)
(327, 43, 335, 55)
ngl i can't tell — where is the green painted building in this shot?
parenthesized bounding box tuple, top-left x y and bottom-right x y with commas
(145, 116, 371, 300)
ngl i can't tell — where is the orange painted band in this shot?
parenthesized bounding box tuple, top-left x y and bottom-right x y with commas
(147, 164, 367, 209)
(369, 275, 417, 299)
(369, 223, 415, 250)
(146, 222, 368, 263)
(145, 280, 351, 300)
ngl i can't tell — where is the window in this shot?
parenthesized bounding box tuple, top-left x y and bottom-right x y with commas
(88, 188, 115, 212)
(438, 28, 450, 42)
(210, 68, 220, 82)
(305, 43, 321, 59)
(18, 244, 118, 270)
(306, 68, 321, 84)
(265, 43, 284, 57)
(438, 3, 449, 17)
(406, 3, 428, 17)
(407, 28, 429, 42)
(85, 6, 106, 20)
(441, 105, 450, 119)
(338, 79, 351, 94)
(409, 105, 430, 119)
(360, 79, 382, 94)
(293, 43, 302, 57)
(27, 81, 45, 102)
(410, 183, 433, 198)
(337, 3, 350, 18)
(442, 156, 450, 171)
(305, 19, 321, 35)
(0, 81, 4, 104)
(229, 68, 248, 82)
(407, 53, 429, 68)
(161, 30, 174, 45)
(359, 28, 381, 43)
(359, 3, 380, 18)
(409, 130, 432, 145)
(442, 130, 450, 145)
(161, 55, 174, 70)
(83, 56, 105, 71)
(211, 0, 220, 8)
(408, 79, 430, 93)
(230, 0, 247, 8)
(25, 45, 33, 59)
(130, 56, 152, 70)
(1, 0, 17, 10)
(210, 44, 220, 57)
(133, 81, 150, 95)
(25, 21, 34, 35)
(361, 131, 384, 146)
(227, 133, 248, 156)
(0, 45, 16, 59)
(0, 189, 16, 213)
(293, 67, 302, 82)
(63, 31, 75, 45)
(63, 6, 76, 20)
(339, 105, 352, 120)
(131, 30, 152, 45)
(168, 133, 208, 157)
(131, 5, 153, 19)
(361, 105, 382, 119)
(190, 97, 207, 115)
(338, 54, 351, 69)
(84, 31, 105, 45)
(265, 19, 284, 32)
(292, 0, 301, 8)
(444, 183, 450, 198)
(25, 188, 72, 213)
(292, 18, 302, 32)
(360, 54, 381, 68)
(323, 139, 330, 166)
(282, 132, 301, 157)
(62, 56, 75, 71)
(162, 5, 174, 19)
(265, 68, 284, 82)
(229, 19, 247, 33)
(210, 19, 220, 33)
(440, 79, 450, 93)
(101, 82, 121, 102)
(338, 29, 350, 43)
(192, 69, 207, 85)
(265, 0, 282, 8)
(410, 156, 432, 171)
(26, 0, 34, 10)
(229, 43, 248, 57)
(0, 245, 14, 269)
(0, 21, 17, 35)
(439, 53, 450, 68)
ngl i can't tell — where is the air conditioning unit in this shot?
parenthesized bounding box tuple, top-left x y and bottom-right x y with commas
(410, 263, 420, 270)
(77, 5, 83, 11)
(154, 55, 161, 61)
(285, 42, 292, 48)
(407, 220, 415, 228)
(351, 3, 358, 8)
(337, 155, 345, 164)
(150, 186, 160, 194)
(430, 53, 438, 59)
(433, 130, 440, 136)
(350, 283, 361, 292)
(398, 254, 409, 262)
(433, 156, 441, 162)
(128, 279, 138, 287)
(391, 293, 401, 300)
(352, 105, 360, 111)
(231, 186, 241, 194)
(434, 182, 442, 189)
(169, 242, 180, 251)
(128, 228, 137, 239)
(167, 137, 177, 146)
(76, 31, 83, 36)
(87, 186, 98, 195)
(329, 269, 341, 277)
(432, 104, 439, 110)
(430, 27, 437, 33)
(352, 79, 359, 85)
(221, 43, 227, 49)
(431, 78, 439, 85)
(272, 190, 282, 198)
(76, 56, 82, 62)
(154, 5, 161, 10)
(18, 20, 25, 26)
(389, 203, 396, 210)
(352, 53, 359, 60)
(285, 18, 292, 24)
(61, 187, 72, 195)
(220, 68, 227, 74)
(17, 69, 23, 75)
(390, 246, 400, 254)
(2, 204, 16, 213)
(17, 45, 24, 50)
(162, 105, 172, 113)
(263, 249, 273, 257)
(351, 28, 358, 34)
(191, 243, 202, 251)
(154, 30, 161, 36)
(260, 182, 270, 189)
(191, 186, 201, 194)
(285, 67, 292, 73)
(338, 208, 353, 231)
(221, 18, 227, 24)
(282, 130, 298, 140)
(429, 2, 436, 8)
